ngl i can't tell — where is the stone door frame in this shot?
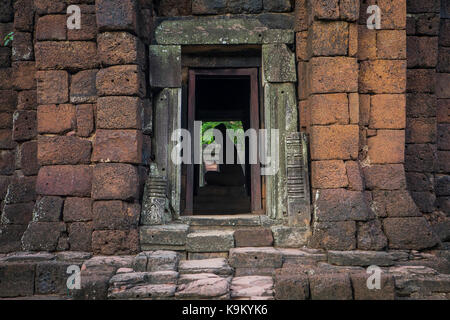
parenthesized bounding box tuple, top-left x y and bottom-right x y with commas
(145, 16, 310, 226)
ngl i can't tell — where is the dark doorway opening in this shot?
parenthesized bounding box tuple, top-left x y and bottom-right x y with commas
(184, 69, 262, 216)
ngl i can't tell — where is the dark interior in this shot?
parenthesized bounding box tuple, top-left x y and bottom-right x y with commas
(193, 75, 252, 215)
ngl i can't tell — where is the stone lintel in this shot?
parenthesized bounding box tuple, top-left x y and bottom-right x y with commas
(155, 17, 294, 45)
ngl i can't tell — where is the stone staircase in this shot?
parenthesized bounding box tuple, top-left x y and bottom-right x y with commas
(139, 215, 309, 258)
(1, 248, 450, 300)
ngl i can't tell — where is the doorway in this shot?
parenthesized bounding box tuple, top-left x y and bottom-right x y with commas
(184, 68, 262, 216)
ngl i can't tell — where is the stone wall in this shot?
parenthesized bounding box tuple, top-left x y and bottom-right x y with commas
(0, 0, 154, 255)
(0, 0, 446, 255)
(405, 0, 450, 243)
(0, 0, 38, 253)
(297, 0, 440, 251)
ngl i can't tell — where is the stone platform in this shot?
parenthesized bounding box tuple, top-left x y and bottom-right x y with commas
(1, 248, 449, 300)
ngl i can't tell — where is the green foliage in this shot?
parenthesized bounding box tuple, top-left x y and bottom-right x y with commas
(3, 32, 14, 46)
(201, 121, 243, 145)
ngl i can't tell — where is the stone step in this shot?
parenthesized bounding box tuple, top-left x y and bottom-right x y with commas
(186, 230, 235, 252)
(140, 224, 189, 251)
(108, 284, 177, 300)
(229, 247, 283, 269)
(175, 274, 231, 300)
(133, 250, 179, 272)
(180, 215, 267, 227)
(230, 276, 274, 299)
(178, 258, 233, 276)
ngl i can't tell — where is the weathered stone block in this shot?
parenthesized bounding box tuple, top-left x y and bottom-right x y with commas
(0, 263, 35, 297)
(234, 228, 273, 247)
(310, 125, 359, 160)
(309, 21, 348, 57)
(96, 65, 146, 97)
(92, 229, 139, 255)
(407, 69, 436, 93)
(383, 217, 439, 250)
(36, 15, 66, 40)
(357, 220, 388, 251)
(373, 190, 421, 218)
(358, 26, 376, 61)
(309, 0, 339, 20)
(63, 197, 92, 223)
(140, 224, 189, 247)
(363, 164, 406, 190)
(179, 258, 232, 276)
(229, 247, 282, 268)
(68, 222, 93, 252)
(186, 230, 235, 252)
(92, 130, 143, 164)
(0, 225, 27, 253)
(155, 17, 294, 45)
(309, 272, 352, 300)
(12, 110, 36, 141)
(310, 221, 356, 250)
(407, 0, 440, 13)
(274, 273, 309, 300)
(314, 189, 371, 222)
(437, 73, 450, 98)
(263, 0, 291, 13)
(328, 251, 408, 267)
(36, 165, 92, 197)
(96, 0, 138, 32)
(360, 60, 406, 94)
(93, 201, 140, 230)
(21, 221, 66, 251)
(0, 150, 14, 175)
(36, 71, 69, 104)
(311, 160, 348, 188)
(407, 36, 438, 68)
(0, 90, 17, 112)
(97, 96, 143, 129)
(35, 42, 98, 70)
(437, 124, 450, 151)
(368, 94, 406, 129)
(92, 163, 139, 200)
(309, 57, 358, 93)
(377, 0, 406, 29)
(406, 118, 437, 144)
(339, 0, 359, 21)
(37, 104, 76, 134)
(17, 90, 37, 111)
(405, 144, 437, 172)
(262, 44, 296, 82)
(38, 136, 92, 165)
(12, 32, 33, 61)
(1, 203, 33, 225)
(98, 32, 145, 66)
(68, 13, 97, 40)
(70, 69, 98, 104)
(4, 176, 35, 204)
(32, 196, 63, 222)
(345, 161, 364, 191)
(76, 104, 94, 137)
(368, 130, 405, 164)
(35, 261, 73, 295)
(271, 226, 309, 248)
(377, 30, 406, 59)
(12, 61, 36, 90)
(192, 0, 227, 15)
(0, 129, 16, 149)
(351, 272, 395, 300)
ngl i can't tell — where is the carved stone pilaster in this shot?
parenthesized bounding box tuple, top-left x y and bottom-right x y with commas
(141, 164, 171, 225)
(286, 132, 311, 226)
